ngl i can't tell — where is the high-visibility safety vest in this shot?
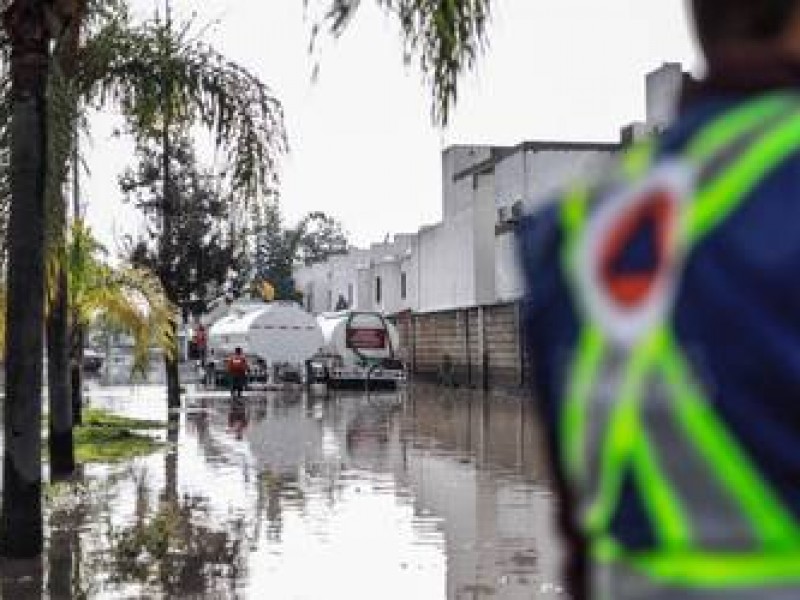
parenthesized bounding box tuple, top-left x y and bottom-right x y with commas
(556, 93, 800, 598)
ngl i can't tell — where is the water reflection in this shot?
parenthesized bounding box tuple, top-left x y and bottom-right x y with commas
(3, 383, 563, 599)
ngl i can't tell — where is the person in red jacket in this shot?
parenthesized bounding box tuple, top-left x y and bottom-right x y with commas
(226, 347, 249, 399)
(194, 324, 208, 366)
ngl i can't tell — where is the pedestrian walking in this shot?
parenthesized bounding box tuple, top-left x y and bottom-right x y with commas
(518, 2, 800, 598)
(226, 347, 249, 399)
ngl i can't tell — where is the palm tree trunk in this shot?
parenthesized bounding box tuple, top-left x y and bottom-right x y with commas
(161, 0, 181, 411)
(1, 0, 50, 558)
(165, 338, 180, 409)
(47, 505, 73, 599)
(46, 0, 85, 482)
(70, 325, 84, 426)
(47, 266, 74, 479)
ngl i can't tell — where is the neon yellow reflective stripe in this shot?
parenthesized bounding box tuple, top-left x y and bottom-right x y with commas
(560, 186, 588, 241)
(631, 552, 800, 588)
(559, 186, 589, 288)
(584, 332, 659, 533)
(686, 93, 798, 161)
(631, 432, 692, 549)
(594, 539, 800, 587)
(621, 140, 655, 180)
(658, 330, 800, 548)
(561, 325, 605, 480)
(622, 94, 794, 182)
(688, 110, 800, 244)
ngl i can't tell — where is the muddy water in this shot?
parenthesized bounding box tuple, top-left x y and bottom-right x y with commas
(2, 383, 565, 599)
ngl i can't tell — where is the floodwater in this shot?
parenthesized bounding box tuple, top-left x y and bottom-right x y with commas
(2, 362, 565, 599)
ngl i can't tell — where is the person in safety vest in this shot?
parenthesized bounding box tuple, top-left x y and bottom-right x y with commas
(517, 1, 800, 598)
(226, 347, 249, 399)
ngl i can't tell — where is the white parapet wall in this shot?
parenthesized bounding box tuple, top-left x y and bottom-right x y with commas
(293, 64, 684, 316)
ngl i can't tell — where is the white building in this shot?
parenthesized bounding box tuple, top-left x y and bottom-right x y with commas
(294, 63, 684, 315)
(295, 235, 419, 315)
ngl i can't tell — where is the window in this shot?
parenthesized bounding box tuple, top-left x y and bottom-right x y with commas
(375, 276, 382, 305)
(400, 272, 407, 300)
(326, 290, 332, 311)
(347, 283, 353, 306)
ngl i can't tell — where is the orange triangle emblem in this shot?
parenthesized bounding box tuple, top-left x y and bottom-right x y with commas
(599, 190, 676, 310)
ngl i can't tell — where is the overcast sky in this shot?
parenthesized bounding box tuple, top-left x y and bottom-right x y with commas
(83, 0, 699, 252)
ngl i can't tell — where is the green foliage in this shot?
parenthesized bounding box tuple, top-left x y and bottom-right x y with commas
(120, 134, 241, 320)
(80, 7, 286, 202)
(68, 221, 177, 372)
(73, 426, 163, 463)
(44, 407, 166, 463)
(310, 0, 492, 125)
(0, 222, 175, 369)
(251, 205, 349, 301)
(81, 407, 165, 430)
(294, 211, 349, 267)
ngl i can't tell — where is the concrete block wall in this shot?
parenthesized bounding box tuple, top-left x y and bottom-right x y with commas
(398, 302, 527, 391)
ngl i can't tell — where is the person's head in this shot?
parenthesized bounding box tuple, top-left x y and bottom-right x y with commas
(234, 346, 242, 355)
(690, 0, 800, 57)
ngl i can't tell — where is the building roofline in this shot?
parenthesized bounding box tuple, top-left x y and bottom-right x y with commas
(453, 139, 623, 181)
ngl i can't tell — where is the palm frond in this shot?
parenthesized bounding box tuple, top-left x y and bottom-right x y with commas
(79, 13, 286, 203)
(66, 222, 176, 374)
(309, 0, 492, 125)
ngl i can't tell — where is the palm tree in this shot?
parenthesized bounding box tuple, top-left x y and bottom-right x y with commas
(0, 0, 56, 559)
(46, 7, 86, 477)
(0, 0, 281, 555)
(76, 4, 285, 408)
(0, 223, 176, 397)
(66, 221, 175, 399)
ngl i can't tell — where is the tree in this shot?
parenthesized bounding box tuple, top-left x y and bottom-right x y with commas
(294, 211, 349, 267)
(66, 221, 175, 419)
(120, 134, 241, 324)
(0, 222, 176, 416)
(0, 0, 58, 559)
(79, 6, 285, 407)
(0, 1, 285, 414)
(45, 0, 87, 479)
(251, 206, 349, 301)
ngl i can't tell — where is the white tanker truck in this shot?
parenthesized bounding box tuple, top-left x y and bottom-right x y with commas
(206, 301, 324, 385)
(312, 311, 406, 390)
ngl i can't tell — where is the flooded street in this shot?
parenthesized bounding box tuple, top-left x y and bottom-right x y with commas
(3, 372, 564, 599)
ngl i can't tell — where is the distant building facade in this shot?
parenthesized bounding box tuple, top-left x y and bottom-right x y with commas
(294, 63, 684, 316)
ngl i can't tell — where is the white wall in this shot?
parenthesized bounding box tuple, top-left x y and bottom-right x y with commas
(293, 64, 685, 315)
(646, 62, 683, 132)
(494, 147, 619, 301)
(473, 171, 497, 306)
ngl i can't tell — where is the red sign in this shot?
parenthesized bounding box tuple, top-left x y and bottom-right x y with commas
(346, 327, 386, 350)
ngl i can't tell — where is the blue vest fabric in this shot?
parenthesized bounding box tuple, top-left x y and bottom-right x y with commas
(518, 95, 800, 551)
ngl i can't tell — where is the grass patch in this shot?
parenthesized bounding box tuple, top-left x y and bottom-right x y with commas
(74, 426, 164, 463)
(44, 408, 167, 463)
(81, 408, 165, 430)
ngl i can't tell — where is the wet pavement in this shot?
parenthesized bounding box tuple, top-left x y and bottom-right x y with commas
(1, 363, 565, 599)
